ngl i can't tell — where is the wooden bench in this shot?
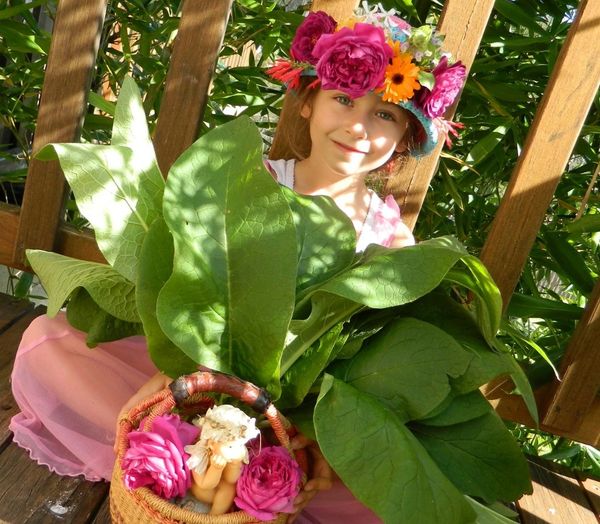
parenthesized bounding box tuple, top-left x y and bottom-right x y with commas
(0, 0, 598, 522)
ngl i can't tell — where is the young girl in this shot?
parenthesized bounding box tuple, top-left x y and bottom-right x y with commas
(10, 4, 465, 522)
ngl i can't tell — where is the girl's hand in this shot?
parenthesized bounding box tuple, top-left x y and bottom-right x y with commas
(288, 433, 333, 523)
(389, 220, 415, 248)
(113, 371, 171, 452)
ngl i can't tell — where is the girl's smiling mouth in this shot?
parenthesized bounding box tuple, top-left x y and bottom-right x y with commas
(332, 140, 368, 154)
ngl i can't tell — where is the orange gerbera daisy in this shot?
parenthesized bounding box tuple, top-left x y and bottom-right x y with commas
(378, 45, 421, 104)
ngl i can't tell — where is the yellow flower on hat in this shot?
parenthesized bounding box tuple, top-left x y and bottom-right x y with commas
(378, 42, 421, 104)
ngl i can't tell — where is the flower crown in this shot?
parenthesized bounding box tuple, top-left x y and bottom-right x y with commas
(267, 3, 466, 156)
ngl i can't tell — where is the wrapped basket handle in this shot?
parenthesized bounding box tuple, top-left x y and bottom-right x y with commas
(169, 366, 271, 414)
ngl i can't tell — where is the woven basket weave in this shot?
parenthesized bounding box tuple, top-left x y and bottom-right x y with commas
(110, 369, 292, 524)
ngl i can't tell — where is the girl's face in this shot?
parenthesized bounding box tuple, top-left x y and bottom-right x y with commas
(301, 89, 410, 178)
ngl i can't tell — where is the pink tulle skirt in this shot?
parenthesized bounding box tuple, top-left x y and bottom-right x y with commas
(10, 313, 380, 522)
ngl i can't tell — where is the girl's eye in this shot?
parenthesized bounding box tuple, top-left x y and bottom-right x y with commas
(376, 110, 396, 122)
(334, 95, 352, 106)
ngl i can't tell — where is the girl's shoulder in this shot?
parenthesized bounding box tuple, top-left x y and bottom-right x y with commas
(263, 158, 294, 189)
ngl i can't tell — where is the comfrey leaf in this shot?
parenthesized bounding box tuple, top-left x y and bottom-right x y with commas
(27, 249, 139, 322)
(412, 397, 532, 503)
(66, 288, 143, 347)
(281, 186, 355, 295)
(137, 218, 197, 378)
(156, 116, 297, 392)
(35, 77, 164, 283)
(314, 375, 476, 524)
(334, 317, 472, 419)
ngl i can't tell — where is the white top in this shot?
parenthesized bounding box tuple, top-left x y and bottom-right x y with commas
(265, 158, 401, 251)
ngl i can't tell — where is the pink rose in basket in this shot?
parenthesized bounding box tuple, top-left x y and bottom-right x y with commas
(122, 414, 200, 499)
(234, 445, 303, 521)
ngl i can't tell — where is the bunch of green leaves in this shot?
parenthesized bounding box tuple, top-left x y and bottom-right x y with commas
(27, 78, 534, 523)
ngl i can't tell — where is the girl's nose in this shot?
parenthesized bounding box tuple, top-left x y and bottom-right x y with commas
(347, 121, 368, 140)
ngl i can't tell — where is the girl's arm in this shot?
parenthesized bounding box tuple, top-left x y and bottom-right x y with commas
(114, 371, 172, 449)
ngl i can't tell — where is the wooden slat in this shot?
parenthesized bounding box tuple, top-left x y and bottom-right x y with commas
(542, 280, 600, 435)
(488, 383, 600, 447)
(0, 204, 19, 268)
(1, 206, 105, 271)
(385, 0, 497, 230)
(153, 0, 233, 176)
(311, 0, 359, 20)
(55, 225, 105, 265)
(0, 443, 108, 523)
(12, 0, 108, 269)
(479, 0, 600, 304)
(517, 457, 598, 524)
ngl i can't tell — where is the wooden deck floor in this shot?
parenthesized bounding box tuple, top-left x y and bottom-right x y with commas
(0, 291, 598, 524)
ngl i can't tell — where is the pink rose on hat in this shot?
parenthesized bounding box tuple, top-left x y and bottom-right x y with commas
(291, 11, 337, 64)
(312, 23, 393, 98)
(414, 56, 466, 118)
(234, 445, 303, 521)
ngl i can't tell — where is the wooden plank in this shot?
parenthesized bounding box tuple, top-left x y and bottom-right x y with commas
(578, 476, 600, 517)
(153, 0, 233, 176)
(89, 497, 111, 524)
(479, 0, 600, 305)
(0, 443, 108, 523)
(0, 293, 33, 334)
(517, 458, 598, 524)
(542, 280, 600, 436)
(385, 0, 497, 230)
(12, 0, 108, 269)
(0, 303, 45, 445)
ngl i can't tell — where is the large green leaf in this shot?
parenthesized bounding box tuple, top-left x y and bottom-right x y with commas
(466, 497, 519, 524)
(27, 250, 138, 322)
(282, 293, 362, 375)
(156, 116, 297, 390)
(66, 288, 142, 346)
(444, 255, 502, 344)
(400, 292, 518, 395)
(281, 186, 355, 295)
(279, 322, 345, 409)
(419, 391, 492, 427)
(303, 236, 468, 309)
(335, 318, 472, 419)
(137, 218, 196, 378)
(36, 77, 164, 283)
(412, 398, 532, 502)
(314, 375, 476, 524)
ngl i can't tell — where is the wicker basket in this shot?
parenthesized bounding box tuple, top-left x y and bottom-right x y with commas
(110, 369, 293, 524)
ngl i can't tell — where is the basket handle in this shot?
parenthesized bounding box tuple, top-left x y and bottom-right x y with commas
(169, 366, 272, 414)
(170, 366, 291, 449)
